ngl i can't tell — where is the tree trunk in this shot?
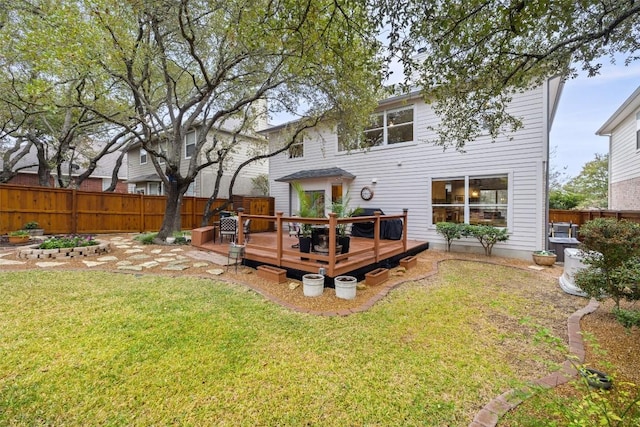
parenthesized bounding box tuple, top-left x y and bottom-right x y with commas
(157, 178, 185, 239)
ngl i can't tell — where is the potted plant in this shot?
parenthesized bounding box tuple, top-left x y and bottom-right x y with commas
(334, 275, 357, 299)
(532, 250, 557, 266)
(331, 194, 362, 254)
(8, 229, 30, 244)
(23, 221, 44, 236)
(292, 182, 321, 259)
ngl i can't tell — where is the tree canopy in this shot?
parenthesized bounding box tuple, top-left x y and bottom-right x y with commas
(377, 0, 640, 149)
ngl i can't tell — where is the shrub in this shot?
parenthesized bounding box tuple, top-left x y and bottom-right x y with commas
(23, 221, 40, 230)
(462, 224, 509, 256)
(613, 308, 640, 330)
(134, 233, 157, 245)
(435, 222, 464, 251)
(574, 218, 640, 309)
(38, 235, 97, 249)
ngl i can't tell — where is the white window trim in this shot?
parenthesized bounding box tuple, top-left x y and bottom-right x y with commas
(338, 105, 415, 152)
(430, 172, 512, 229)
(185, 130, 196, 159)
(139, 148, 147, 165)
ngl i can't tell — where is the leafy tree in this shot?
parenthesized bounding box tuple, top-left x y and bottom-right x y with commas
(549, 190, 584, 210)
(79, 0, 381, 239)
(376, 0, 640, 149)
(575, 218, 640, 309)
(564, 153, 609, 209)
(0, 1, 132, 189)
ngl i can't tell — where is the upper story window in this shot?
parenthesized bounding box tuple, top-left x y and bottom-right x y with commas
(185, 130, 196, 159)
(288, 137, 303, 159)
(338, 105, 414, 152)
(140, 148, 147, 165)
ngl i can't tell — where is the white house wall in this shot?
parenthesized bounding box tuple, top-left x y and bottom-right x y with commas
(268, 85, 550, 260)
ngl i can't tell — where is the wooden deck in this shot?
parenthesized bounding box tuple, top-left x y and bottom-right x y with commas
(191, 211, 429, 279)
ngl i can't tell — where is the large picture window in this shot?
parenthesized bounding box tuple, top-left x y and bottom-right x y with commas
(432, 175, 508, 227)
(338, 106, 414, 151)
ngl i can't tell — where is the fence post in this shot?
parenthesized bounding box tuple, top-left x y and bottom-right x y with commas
(72, 189, 78, 234)
(139, 193, 145, 232)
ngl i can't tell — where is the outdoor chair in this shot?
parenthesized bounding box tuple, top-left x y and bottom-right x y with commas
(242, 219, 251, 243)
(288, 222, 301, 238)
(220, 216, 238, 243)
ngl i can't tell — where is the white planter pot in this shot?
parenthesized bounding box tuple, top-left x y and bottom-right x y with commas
(166, 237, 176, 244)
(302, 274, 324, 297)
(334, 275, 357, 300)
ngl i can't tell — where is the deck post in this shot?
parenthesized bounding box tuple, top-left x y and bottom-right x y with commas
(328, 212, 337, 276)
(403, 209, 409, 251)
(237, 208, 244, 244)
(374, 211, 381, 262)
(276, 212, 283, 267)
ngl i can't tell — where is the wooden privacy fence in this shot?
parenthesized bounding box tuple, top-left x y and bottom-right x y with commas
(549, 209, 640, 226)
(0, 184, 273, 235)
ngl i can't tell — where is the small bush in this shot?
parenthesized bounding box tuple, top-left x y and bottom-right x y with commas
(613, 308, 640, 330)
(462, 224, 509, 256)
(38, 235, 97, 249)
(134, 233, 157, 245)
(435, 222, 464, 251)
(575, 218, 640, 308)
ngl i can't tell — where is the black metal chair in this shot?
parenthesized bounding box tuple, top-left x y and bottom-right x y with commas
(220, 217, 237, 243)
(242, 219, 251, 243)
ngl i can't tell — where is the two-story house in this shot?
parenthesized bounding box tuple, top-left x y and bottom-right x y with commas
(596, 86, 640, 210)
(263, 78, 563, 260)
(126, 124, 268, 198)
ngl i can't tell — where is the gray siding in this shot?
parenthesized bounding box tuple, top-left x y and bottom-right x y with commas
(268, 85, 551, 259)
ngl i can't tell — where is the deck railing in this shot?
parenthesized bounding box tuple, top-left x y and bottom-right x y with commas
(236, 210, 409, 277)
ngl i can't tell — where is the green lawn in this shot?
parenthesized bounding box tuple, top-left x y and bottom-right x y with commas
(0, 263, 578, 426)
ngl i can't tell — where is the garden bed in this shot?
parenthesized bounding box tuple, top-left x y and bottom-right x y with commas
(16, 241, 111, 259)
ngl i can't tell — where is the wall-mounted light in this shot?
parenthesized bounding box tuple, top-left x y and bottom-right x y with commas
(471, 190, 479, 197)
(371, 178, 378, 184)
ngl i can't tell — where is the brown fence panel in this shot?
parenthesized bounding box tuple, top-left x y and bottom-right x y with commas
(1, 184, 276, 235)
(0, 185, 73, 234)
(550, 209, 640, 226)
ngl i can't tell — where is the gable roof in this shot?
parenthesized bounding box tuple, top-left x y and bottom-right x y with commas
(275, 167, 355, 182)
(596, 86, 640, 136)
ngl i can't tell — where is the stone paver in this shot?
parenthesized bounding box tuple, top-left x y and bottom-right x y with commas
(96, 256, 119, 262)
(117, 265, 143, 271)
(124, 249, 143, 254)
(207, 269, 224, 275)
(82, 261, 106, 268)
(162, 264, 190, 271)
(35, 261, 68, 268)
(128, 254, 152, 260)
(0, 259, 26, 266)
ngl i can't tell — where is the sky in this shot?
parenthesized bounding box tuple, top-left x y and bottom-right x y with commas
(550, 59, 640, 180)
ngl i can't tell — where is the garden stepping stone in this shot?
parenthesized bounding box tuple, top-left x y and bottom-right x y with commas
(36, 261, 68, 268)
(82, 261, 106, 268)
(128, 254, 151, 260)
(162, 264, 190, 271)
(170, 248, 184, 252)
(155, 257, 177, 263)
(207, 268, 224, 276)
(0, 259, 26, 266)
(124, 249, 144, 254)
(140, 261, 160, 269)
(192, 262, 209, 268)
(117, 264, 143, 271)
(150, 249, 163, 254)
(116, 260, 133, 266)
(96, 256, 119, 262)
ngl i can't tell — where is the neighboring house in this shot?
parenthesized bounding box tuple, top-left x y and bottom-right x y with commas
(263, 78, 563, 260)
(596, 86, 640, 210)
(3, 144, 128, 193)
(126, 125, 268, 198)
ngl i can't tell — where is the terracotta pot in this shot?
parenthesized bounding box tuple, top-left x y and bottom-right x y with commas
(8, 235, 30, 244)
(532, 253, 557, 266)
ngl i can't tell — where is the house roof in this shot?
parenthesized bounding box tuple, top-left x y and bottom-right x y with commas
(127, 173, 161, 183)
(596, 86, 640, 135)
(275, 167, 355, 182)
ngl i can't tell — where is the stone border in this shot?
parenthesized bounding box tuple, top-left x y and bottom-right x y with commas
(16, 242, 111, 260)
(469, 299, 600, 427)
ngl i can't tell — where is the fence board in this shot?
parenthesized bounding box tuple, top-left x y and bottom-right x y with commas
(1, 184, 273, 235)
(550, 209, 640, 226)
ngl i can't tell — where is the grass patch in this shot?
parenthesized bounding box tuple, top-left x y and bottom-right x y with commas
(0, 262, 577, 426)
